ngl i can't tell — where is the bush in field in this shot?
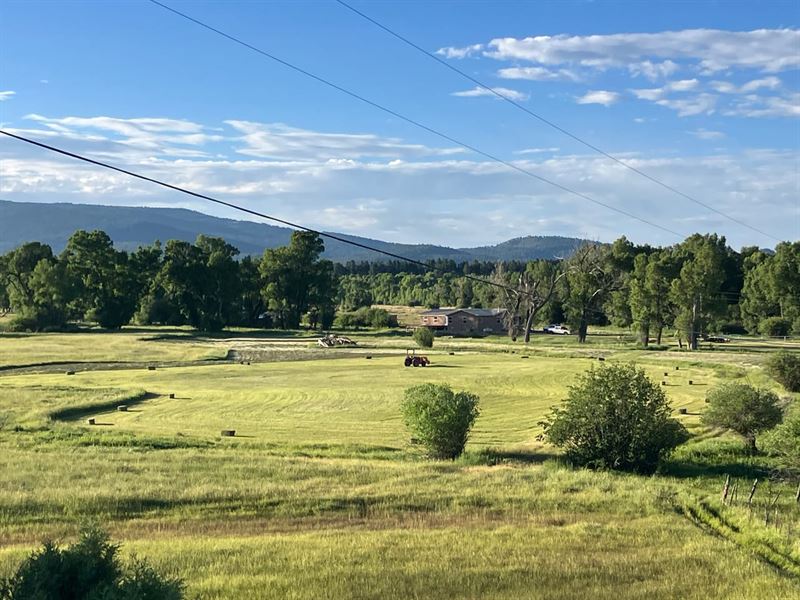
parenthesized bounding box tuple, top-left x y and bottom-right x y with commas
(401, 384, 479, 459)
(762, 405, 800, 470)
(0, 526, 183, 600)
(759, 317, 792, 337)
(766, 351, 800, 393)
(702, 383, 783, 455)
(541, 364, 688, 474)
(413, 327, 434, 348)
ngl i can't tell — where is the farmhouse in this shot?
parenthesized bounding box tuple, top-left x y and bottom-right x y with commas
(420, 308, 507, 335)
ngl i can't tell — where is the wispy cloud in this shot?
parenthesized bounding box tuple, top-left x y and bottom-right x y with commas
(477, 29, 800, 73)
(497, 66, 580, 82)
(689, 128, 725, 140)
(1, 113, 797, 247)
(514, 147, 561, 155)
(451, 86, 529, 101)
(628, 60, 678, 81)
(0, 91, 16, 101)
(435, 44, 483, 59)
(711, 76, 782, 94)
(655, 93, 718, 117)
(576, 90, 619, 106)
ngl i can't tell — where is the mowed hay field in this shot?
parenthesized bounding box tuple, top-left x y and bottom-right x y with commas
(0, 330, 798, 599)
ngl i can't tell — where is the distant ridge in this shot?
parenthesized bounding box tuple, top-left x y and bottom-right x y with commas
(0, 200, 588, 262)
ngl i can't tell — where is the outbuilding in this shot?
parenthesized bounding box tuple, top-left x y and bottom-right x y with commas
(420, 308, 507, 335)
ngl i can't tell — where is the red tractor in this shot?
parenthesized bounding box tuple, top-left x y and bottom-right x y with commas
(404, 349, 430, 367)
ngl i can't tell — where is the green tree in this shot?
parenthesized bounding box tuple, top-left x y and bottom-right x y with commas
(562, 244, 616, 343)
(156, 236, 241, 331)
(401, 383, 480, 459)
(61, 230, 139, 329)
(413, 326, 434, 348)
(766, 351, 800, 393)
(762, 405, 800, 470)
(629, 250, 676, 346)
(669, 234, 729, 350)
(541, 363, 688, 473)
(702, 383, 783, 454)
(260, 232, 335, 329)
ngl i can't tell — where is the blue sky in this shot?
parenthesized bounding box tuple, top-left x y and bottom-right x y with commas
(1, 0, 798, 249)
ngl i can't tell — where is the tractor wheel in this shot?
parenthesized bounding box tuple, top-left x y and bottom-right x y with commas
(412, 357, 420, 367)
(404, 357, 412, 367)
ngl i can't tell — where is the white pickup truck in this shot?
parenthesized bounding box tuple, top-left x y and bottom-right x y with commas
(543, 324, 571, 335)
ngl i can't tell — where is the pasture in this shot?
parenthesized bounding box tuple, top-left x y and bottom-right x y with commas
(0, 327, 798, 599)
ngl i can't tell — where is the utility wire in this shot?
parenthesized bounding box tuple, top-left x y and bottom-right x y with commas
(0, 129, 537, 298)
(147, 0, 684, 240)
(334, 0, 782, 244)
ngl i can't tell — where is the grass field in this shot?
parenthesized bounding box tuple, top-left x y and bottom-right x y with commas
(0, 324, 798, 598)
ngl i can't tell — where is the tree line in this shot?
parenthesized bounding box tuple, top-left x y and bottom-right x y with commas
(339, 235, 799, 348)
(0, 230, 335, 332)
(1, 229, 797, 345)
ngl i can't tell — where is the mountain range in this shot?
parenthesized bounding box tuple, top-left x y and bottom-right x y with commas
(0, 200, 587, 262)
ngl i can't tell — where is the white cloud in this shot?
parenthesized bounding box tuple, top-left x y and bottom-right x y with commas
(689, 128, 725, 140)
(655, 93, 718, 117)
(628, 60, 679, 81)
(480, 29, 800, 73)
(435, 44, 483, 59)
(2, 113, 796, 248)
(725, 93, 800, 118)
(0, 91, 16, 101)
(576, 90, 620, 106)
(631, 79, 700, 101)
(497, 66, 580, 81)
(451, 86, 529, 101)
(225, 120, 464, 160)
(514, 147, 561, 155)
(711, 76, 782, 94)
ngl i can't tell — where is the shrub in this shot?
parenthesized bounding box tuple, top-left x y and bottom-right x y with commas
(762, 405, 800, 470)
(702, 383, 783, 455)
(719, 321, 747, 335)
(401, 383, 479, 459)
(759, 316, 792, 337)
(0, 526, 183, 600)
(766, 350, 800, 393)
(541, 363, 688, 474)
(413, 327, 434, 348)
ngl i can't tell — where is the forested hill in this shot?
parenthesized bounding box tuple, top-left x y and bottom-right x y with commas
(0, 200, 587, 262)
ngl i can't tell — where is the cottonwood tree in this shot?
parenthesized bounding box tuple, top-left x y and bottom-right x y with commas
(0, 242, 71, 330)
(669, 234, 728, 350)
(260, 232, 335, 329)
(629, 250, 676, 346)
(562, 243, 617, 343)
(62, 230, 139, 329)
(156, 236, 241, 331)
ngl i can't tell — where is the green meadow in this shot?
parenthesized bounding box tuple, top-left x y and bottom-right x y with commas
(0, 328, 798, 599)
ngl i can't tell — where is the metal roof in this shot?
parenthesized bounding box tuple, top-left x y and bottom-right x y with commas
(420, 308, 506, 317)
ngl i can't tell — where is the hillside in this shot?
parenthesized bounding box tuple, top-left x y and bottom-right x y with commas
(0, 200, 587, 262)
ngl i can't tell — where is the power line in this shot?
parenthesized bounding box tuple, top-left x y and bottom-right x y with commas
(0, 129, 534, 298)
(334, 0, 782, 244)
(147, 0, 684, 240)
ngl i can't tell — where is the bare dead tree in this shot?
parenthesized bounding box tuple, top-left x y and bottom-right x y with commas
(494, 261, 565, 343)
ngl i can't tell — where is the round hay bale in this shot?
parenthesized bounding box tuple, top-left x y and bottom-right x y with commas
(675, 366, 680, 370)
(365, 356, 372, 360)
(117, 405, 128, 412)
(448, 352, 455, 356)
(87, 418, 96, 425)
(678, 408, 688, 415)
(664, 372, 668, 376)
(688, 380, 693, 385)
(221, 429, 236, 437)
(521, 356, 529, 359)
(661, 381, 667, 386)
(66, 371, 75, 376)
(169, 393, 175, 399)
(147, 366, 156, 371)
(598, 357, 605, 362)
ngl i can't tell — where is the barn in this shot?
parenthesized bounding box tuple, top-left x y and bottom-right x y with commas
(420, 308, 507, 335)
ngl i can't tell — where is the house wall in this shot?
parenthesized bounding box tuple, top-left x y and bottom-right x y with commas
(421, 314, 448, 328)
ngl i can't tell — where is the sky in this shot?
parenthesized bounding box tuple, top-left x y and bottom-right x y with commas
(0, 0, 798, 250)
